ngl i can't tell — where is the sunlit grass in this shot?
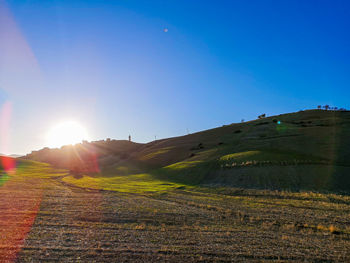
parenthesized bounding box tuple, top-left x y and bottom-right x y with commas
(62, 173, 187, 193)
(220, 151, 260, 162)
(14, 160, 68, 178)
(0, 173, 10, 187)
(0, 160, 68, 188)
(139, 147, 174, 160)
(165, 160, 203, 170)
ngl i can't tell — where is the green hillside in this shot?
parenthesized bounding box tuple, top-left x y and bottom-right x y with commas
(24, 109, 350, 192)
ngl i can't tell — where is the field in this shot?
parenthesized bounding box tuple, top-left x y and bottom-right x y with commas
(0, 161, 350, 262)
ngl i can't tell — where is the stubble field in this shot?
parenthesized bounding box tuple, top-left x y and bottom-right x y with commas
(0, 164, 349, 262)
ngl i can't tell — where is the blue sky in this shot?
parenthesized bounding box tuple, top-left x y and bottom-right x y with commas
(0, 0, 349, 154)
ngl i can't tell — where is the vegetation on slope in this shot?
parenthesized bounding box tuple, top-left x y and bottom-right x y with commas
(24, 109, 350, 192)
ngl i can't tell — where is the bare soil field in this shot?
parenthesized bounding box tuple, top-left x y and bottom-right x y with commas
(0, 175, 348, 262)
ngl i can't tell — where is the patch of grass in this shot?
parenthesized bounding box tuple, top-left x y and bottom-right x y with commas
(14, 160, 68, 178)
(153, 160, 216, 185)
(139, 147, 174, 161)
(165, 160, 203, 170)
(62, 173, 187, 193)
(0, 173, 10, 187)
(220, 151, 261, 162)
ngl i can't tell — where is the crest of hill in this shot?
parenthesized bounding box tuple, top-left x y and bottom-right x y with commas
(24, 109, 350, 191)
(23, 140, 144, 173)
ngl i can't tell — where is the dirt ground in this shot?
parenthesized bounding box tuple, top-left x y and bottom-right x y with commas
(0, 176, 348, 262)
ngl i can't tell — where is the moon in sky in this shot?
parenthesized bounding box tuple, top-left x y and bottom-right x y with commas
(46, 121, 89, 148)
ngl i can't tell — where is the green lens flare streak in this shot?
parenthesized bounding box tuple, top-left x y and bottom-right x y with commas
(0, 173, 11, 187)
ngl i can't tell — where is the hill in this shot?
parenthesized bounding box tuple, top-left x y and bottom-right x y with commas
(24, 109, 350, 192)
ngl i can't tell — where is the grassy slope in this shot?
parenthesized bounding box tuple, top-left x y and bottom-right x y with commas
(26, 110, 350, 192)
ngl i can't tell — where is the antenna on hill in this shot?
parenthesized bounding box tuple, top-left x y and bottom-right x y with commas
(154, 135, 157, 141)
(128, 135, 131, 142)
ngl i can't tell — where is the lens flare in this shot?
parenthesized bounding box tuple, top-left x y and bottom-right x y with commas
(0, 102, 16, 174)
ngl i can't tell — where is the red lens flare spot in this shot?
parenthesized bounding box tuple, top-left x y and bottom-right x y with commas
(1, 156, 16, 174)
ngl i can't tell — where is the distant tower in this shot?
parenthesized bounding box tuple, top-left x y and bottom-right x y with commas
(128, 135, 131, 142)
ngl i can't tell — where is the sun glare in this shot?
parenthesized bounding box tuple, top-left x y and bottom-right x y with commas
(46, 121, 89, 148)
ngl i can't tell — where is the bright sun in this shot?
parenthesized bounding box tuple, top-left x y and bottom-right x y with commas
(46, 121, 89, 148)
